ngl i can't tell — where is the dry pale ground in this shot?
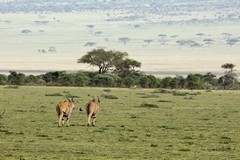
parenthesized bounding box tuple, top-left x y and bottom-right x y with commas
(0, 12, 239, 76)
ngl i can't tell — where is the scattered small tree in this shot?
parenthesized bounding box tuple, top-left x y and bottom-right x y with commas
(226, 38, 239, 47)
(144, 39, 153, 45)
(119, 37, 130, 45)
(87, 25, 94, 34)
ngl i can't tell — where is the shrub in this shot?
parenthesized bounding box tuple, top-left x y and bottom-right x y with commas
(137, 103, 159, 109)
(102, 94, 118, 99)
(91, 74, 115, 87)
(45, 93, 63, 96)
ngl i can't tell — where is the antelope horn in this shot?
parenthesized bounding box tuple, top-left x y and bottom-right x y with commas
(66, 96, 71, 102)
(71, 96, 74, 102)
(0, 110, 5, 118)
(97, 96, 100, 103)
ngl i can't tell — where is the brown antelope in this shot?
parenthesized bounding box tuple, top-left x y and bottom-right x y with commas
(85, 97, 100, 126)
(56, 97, 77, 127)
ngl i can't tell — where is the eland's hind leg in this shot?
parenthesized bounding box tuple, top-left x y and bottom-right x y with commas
(62, 117, 65, 125)
(66, 117, 70, 127)
(87, 113, 92, 126)
(58, 113, 64, 127)
(92, 114, 96, 126)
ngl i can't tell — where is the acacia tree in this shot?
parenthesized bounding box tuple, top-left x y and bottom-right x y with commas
(119, 37, 130, 45)
(221, 63, 235, 74)
(219, 63, 237, 89)
(77, 49, 128, 74)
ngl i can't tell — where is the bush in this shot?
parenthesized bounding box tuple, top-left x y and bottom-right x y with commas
(91, 74, 115, 87)
(102, 94, 118, 99)
(137, 103, 159, 109)
(45, 93, 63, 97)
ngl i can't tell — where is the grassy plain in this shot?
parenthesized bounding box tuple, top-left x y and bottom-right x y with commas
(0, 86, 240, 159)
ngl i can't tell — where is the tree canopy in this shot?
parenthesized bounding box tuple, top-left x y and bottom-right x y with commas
(114, 58, 141, 77)
(221, 63, 236, 74)
(77, 49, 141, 74)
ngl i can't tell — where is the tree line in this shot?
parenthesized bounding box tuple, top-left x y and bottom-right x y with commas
(0, 49, 239, 90)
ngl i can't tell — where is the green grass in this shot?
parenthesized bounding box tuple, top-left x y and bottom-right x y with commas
(0, 86, 240, 159)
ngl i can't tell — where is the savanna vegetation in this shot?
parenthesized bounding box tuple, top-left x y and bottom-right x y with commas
(0, 86, 240, 159)
(0, 49, 239, 90)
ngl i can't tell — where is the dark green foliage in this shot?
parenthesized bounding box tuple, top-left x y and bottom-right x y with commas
(0, 74, 7, 85)
(60, 74, 75, 86)
(8, 71, 25, 85)
(137, 74, 159, 88)
(1, 62, 239, 89)
(77, 49, 129, 74)
(2, 70, 240, 89)
(137, 103, 159, 109)
(219, 63, 237, 89)
(158, 100, 172, 103)
(219, 136, 232, 144)
(102, 94, 118, 99)
(159, 77, 172, 88)
(42, 71, 66, 85)
(103, 89, 111, 92)
(45, 93, 63, 96)
(152, 89, 172, 94)
(25, 75, 38, 85)
(150, 144, 158, 147)
(202, 72, 218, 89)
(173, 91, 189, 96)
(173, 91, 201, 96)
(74, 72, 91, 87)
(186, 74, 202, 89)
(121, 76, 135, 87)
(91, 74, 115, 87)
(139, 94, 159, 98)
(114, 58, 141, 77)
(178, 148, 191, 152)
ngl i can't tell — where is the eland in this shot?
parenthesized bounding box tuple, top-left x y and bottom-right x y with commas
(56, 97, 78, 127)
(85, 97, 100, 126)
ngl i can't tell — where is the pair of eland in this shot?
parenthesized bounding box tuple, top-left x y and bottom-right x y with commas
(56, 96, 100, 127)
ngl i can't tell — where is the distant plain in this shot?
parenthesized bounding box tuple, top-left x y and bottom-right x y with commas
(0, 11, 240, 76)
